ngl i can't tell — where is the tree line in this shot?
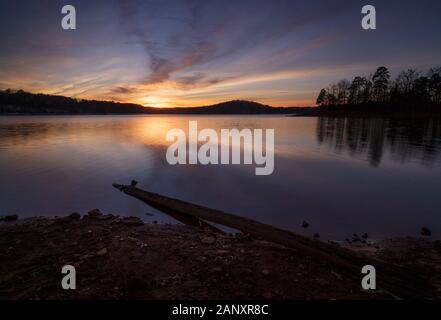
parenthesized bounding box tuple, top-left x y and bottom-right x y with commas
(0, 89, 310, 114)
(0, 89, 151, 114)
(316, 66, 441, 107)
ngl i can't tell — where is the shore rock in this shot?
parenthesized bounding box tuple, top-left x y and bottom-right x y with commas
(215, 250, 230, 256)
(421, 227, 432, 237)
(96, 248, 108, 256)
(68, 212, 81, 220)
(201, 236, 216, 245)
(121, 216, 144, 226)
(88, 209, 102, 218)
(0, 214, 18, 222)
(98, 214, 114, 221)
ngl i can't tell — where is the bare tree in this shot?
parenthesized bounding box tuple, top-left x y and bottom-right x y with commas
(348, 77, 363, 104)
(337, 79, 350, 104)
(428, 68, 441, 103)
(395, 69, 420, 93)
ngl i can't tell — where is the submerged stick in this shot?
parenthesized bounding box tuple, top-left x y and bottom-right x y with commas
(113, 183, 432, 299)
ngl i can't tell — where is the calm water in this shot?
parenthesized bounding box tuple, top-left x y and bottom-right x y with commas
(1, 115, 441, 240)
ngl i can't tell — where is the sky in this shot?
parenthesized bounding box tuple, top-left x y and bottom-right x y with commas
(0, 0, 440, 108)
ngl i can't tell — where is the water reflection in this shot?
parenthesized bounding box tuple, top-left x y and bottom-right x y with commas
(1, 115, 441, 239)
(316, 117, 441, 167)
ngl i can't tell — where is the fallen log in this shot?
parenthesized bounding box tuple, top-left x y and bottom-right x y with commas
(113, 183, 432, 299)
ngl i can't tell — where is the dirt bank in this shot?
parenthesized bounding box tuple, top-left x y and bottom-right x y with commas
(1, 211, 440, 300)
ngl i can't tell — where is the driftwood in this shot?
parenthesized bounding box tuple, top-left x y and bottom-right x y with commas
(113, 183, 432, 299)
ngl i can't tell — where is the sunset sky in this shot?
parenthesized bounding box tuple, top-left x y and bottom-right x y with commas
(1, 0, 440, 108)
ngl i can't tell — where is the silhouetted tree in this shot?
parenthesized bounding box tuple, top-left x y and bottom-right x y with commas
(429, 68, 441, 103)
(316, 88, 327, 106)
(316, 65, 441, 108)
(327, 83, 338, 105)
(348, 76, 365, 104)
(337, 79, 350, 104)
(0, 89, 150, 114)
(413, 76, 429, 101)
(396, 69, 419, 94)
(372, 66, 390, 102)
(361, 75, 373, 103)
(326, 92, 337, 105)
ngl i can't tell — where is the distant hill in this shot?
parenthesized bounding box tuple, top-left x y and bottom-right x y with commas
(0, 90, 311, 115)
(168, 100, 274, 114)
(157, 100, 310, 114)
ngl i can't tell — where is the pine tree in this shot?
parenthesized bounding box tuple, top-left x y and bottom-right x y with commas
(316, 88, 327, 106)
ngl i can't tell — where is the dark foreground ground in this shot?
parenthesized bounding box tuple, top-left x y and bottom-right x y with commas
(1, 210, 440, 300)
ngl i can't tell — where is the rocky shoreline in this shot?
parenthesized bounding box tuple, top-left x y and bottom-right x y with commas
(1, 210, 440, 300)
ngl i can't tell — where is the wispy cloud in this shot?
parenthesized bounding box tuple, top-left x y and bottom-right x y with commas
(1, 0, 441, 107)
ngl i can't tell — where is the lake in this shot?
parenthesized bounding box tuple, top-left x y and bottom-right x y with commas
(1, 115, 441, 240)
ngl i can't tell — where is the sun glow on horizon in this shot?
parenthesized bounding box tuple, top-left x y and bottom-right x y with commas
(1, 1, 440, 110)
